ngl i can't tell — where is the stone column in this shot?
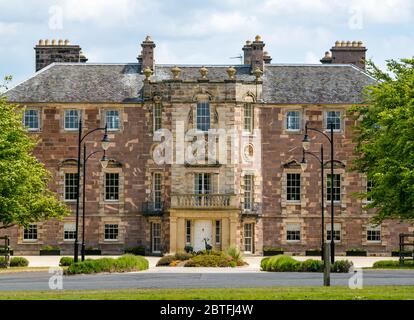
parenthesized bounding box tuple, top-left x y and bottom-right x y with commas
(169, 216, 177, 254)
(222, 218, 230, 249)
(229, 217, 238, 248)
(176, 218, 185, 252)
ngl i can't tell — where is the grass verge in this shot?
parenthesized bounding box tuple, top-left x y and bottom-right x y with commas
(0, 286, 413, 300)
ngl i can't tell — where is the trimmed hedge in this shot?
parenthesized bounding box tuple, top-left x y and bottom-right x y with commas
(0, 256, 29, 267)
(184, 252, 234, 267)
(373, 260, 414, 268)
(66, 254, 149, 275)
(261, 255, 353, 273)
(59, 257, 74, 267)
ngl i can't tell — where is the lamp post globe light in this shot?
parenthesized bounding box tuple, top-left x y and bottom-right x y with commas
(74, 119, 110, 263)
(301, 121, 336, 264)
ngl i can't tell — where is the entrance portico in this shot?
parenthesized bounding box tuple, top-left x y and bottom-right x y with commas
(169, 194, 239, 253)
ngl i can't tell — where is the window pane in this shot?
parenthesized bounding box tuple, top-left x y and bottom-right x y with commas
(186, 220, 191, 244)
(152, 222, 161, 252)
(215, 220, 221, 244)
(153, 173, 162, 209)
(104, 224, 119, 240)
(64, 110, 79, 130)
(286, 111, 300, 131)
(65, 173, 79, 201)
(105, 173, 119, 201)
(64, 223, 76, 240)
(153, 103, 162, 132)
(287, 173, 301, 201)
(244, 175, 253, 209)
(244, 103, 253, 132)
(196, 102, 210, 132)
(23, 224, 38, 240)
(326, 224, 341, 241)
(24, 109, 40, 130)
(326, 111, 341, 131)
(244, 223, 253, 252)
(327, 174, 341, 201)
(106, 110, 120, 130)
(286, 224, 301, 241)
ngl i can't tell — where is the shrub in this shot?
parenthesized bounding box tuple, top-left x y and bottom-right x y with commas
(262, 255, 301, 272)
(184, 252, 234, 267)
(299, 259, 323, 272)
(184, 245, 193, 254)
(372, 260, 414, 268)
(59, 257, 74, 267)
(124, 246, 146, 256)
(0, 256, 29, 267)
(156, 255, 176, 266)
(260, 257, 270, 271)
(41, 245, 60, 251)
(174, 252, 193, 261)
(66, 255, 148, 275)
(10, 257, 29, 267)
(226, 246, 244, 265)
(331, 260, 353, 273)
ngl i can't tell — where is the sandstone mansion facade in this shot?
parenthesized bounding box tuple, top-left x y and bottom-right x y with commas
(3, 36, 412, 256)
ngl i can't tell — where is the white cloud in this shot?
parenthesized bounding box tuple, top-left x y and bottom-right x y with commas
(0, 22, 20, 34)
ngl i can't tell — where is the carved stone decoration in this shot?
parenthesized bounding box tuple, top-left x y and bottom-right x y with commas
(214, 106, 219, 124)
(199, 66, 208, 79)
(254, 67, 263, 81)
(226, 66, 236, 80)
(143, 67, 153, 81)
(188, 107, 193, 125)
(171, 66, 181, 80)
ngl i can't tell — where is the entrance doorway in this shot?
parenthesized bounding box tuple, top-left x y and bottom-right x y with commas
(194, 220, 212, 252)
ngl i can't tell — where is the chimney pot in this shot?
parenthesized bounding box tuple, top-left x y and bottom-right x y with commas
(38, 39, 44, 46)
(45, 39, 50, 45)
(255, 35, 262, 42)
(51, 39, 56, 45)
(58, 39, 63, 45)
(64, 39, 70, 45)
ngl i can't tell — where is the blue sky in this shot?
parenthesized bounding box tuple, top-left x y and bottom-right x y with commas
(1, 0, 413, 87)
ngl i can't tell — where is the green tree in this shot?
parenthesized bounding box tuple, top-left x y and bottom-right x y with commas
(349, 59, 414, 222)
(0, 76, 69, 229)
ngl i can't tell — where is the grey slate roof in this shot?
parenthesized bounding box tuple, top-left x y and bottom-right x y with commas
(4, 63, 375, 104)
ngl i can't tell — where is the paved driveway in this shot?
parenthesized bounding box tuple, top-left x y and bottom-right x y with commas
(0, 269, 413, 291)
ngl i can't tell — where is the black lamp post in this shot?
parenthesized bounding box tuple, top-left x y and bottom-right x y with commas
(81, 145, 110, 262)
(74, 118, 110, 263)
(302, 121, 336, 264)
(300, 145, 328, 261)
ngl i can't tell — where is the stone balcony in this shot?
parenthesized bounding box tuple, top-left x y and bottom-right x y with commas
(171, 194, 239, 210)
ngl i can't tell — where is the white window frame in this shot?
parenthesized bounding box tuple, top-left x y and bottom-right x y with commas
(244, 223, 254, 253)
(325, 111, 342, 132)
(367, 225, 381, 243)
(153, 172, 162, 210)
(243, 103, 253, 133)
(105, 172, 120, 202)
(64, 109, 80, 131)
(185, 220, 191, 245)
(326, 223, 341, 243)
(23, 109, 40, 131)
(23, 224, 38, 242)
(105, 110, 120, 131)
(243, 175, 253, 210)
(215, 220, 221, 245)
(286, 223, 301, 242)
(286, 173, 301, 202)
(153, 103, 162, 132)
(327, 173, 341, 203)
(151, 222, 161, 253)
(104, 224, 119, 242)
(63, 223, 76, 242)
(64, 172, 78, 202)
(286, 110, 301, 132)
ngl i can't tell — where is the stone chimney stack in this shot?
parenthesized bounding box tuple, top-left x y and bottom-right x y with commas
(34, 39, 88, 72)
(242, 40, 252, 65)
(321, 40, 367, 70)
(250, 35, 265, 73)
(139, 35, 156, 72)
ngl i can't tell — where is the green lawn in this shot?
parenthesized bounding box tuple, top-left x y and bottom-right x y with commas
(0, 286, 413, 300)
